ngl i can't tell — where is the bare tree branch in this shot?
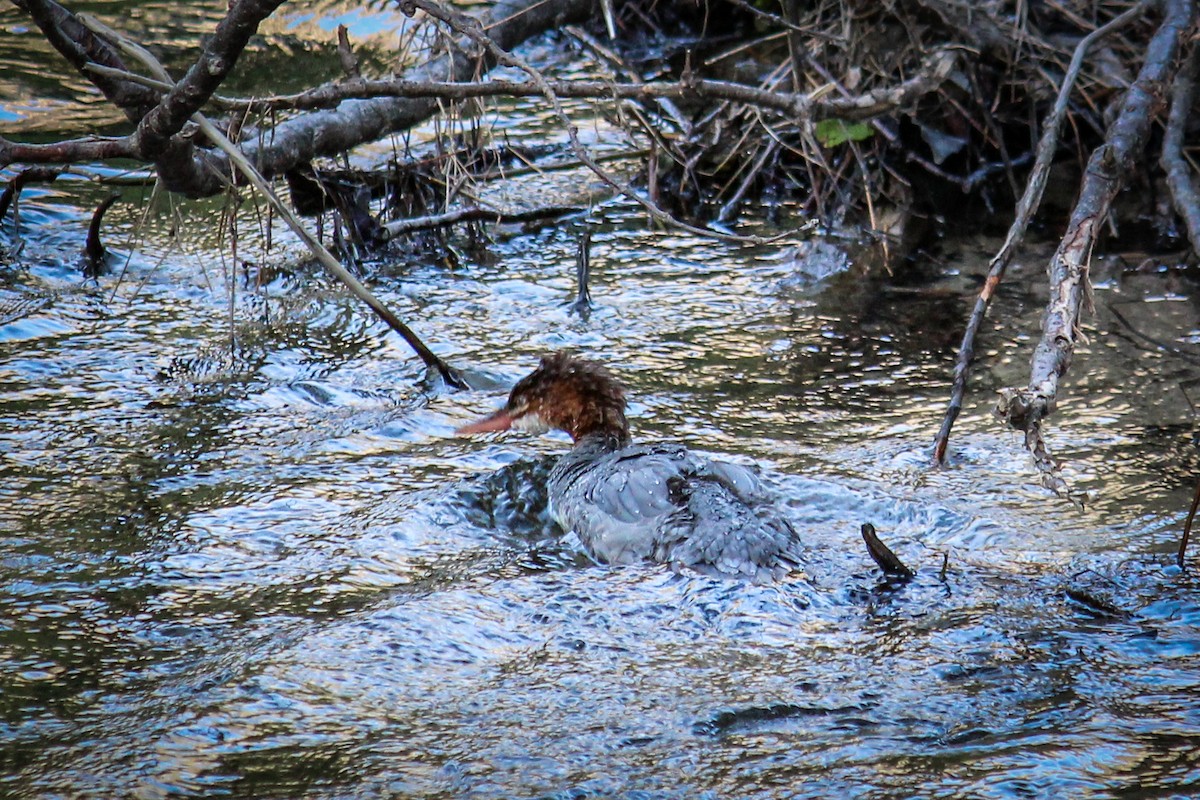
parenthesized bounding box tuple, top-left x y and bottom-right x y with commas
(122, 0, 286, 177)
(98, 14, 467, 388)
(994, 0, 1194, 494)
(932, 1, 1150, 465)
(5, 0, 600, 196)
(11, 0, 160, 122)
(1161, 41, 1200, 258)
(0, 136, 133, 166)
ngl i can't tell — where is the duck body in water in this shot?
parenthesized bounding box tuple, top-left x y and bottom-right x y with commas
(458, 353, 802, 581)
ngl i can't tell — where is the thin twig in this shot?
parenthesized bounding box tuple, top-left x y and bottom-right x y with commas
(1107, 302, 1200, 367)
(1180, 477, 1200, 567)
(405, 0, 771, 245)
(382, 202, 586, 236)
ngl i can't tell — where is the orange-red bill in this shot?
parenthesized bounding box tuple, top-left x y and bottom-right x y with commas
(456, 408, 514, 435)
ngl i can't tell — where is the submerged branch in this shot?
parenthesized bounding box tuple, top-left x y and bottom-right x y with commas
(861, 523, 915, 579)
(83, 193, 119, 270)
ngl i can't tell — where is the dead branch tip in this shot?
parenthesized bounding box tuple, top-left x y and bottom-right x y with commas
(570, 227, 593, 319)
(861, 523, 915, 579)
(1179, 477, 1200, 568)
(84, 193, 121, 272)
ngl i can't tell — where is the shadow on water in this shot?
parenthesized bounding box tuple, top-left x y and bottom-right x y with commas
(3, 1, 1200, 797)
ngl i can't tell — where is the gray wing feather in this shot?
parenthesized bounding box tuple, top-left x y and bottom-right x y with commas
(550, 443, 801, 580)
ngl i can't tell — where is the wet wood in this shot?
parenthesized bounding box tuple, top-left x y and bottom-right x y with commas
(1161, 44, 1200, 259)
(1180, 478, 1200, 567)
(83, 194, 119, 273)
(0, 167, 63, 223)
(861, 523, 915, 579)
(3, 0, 601, 197)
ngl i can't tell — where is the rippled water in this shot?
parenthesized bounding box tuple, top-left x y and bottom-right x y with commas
(3, 2, 1200, 798)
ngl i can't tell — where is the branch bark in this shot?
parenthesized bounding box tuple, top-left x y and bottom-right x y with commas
(6, 0, 599, 196)
(80, 12, 467, 387)
(10, 0, 161, 122)
(1161, 41, 1200, 257)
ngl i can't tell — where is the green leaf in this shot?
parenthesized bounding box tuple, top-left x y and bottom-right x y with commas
(814, 119, 873, 148)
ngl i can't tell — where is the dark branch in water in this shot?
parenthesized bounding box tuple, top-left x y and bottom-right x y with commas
(1063, 587, 1132, 620)
(101, 69, 961, 123)
(570, 228, 593, 320)
(83, 193, 120, 273)
(860, 523, 914, 579)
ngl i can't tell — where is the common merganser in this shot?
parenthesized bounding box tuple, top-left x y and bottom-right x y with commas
(457, 352, 803, 581)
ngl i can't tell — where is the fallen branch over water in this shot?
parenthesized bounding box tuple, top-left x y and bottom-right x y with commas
(992, 0, 1193, 496)
(381, 203, 587, 237)
(82, 56, 960, 122)
(932, 1, 1151, 467)
(4, 0, 599, 197)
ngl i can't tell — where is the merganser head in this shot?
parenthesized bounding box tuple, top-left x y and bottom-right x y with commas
(457, 352, 630, 445)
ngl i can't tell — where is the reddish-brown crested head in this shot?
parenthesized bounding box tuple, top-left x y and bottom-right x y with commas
(457, 352, 630, 445)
